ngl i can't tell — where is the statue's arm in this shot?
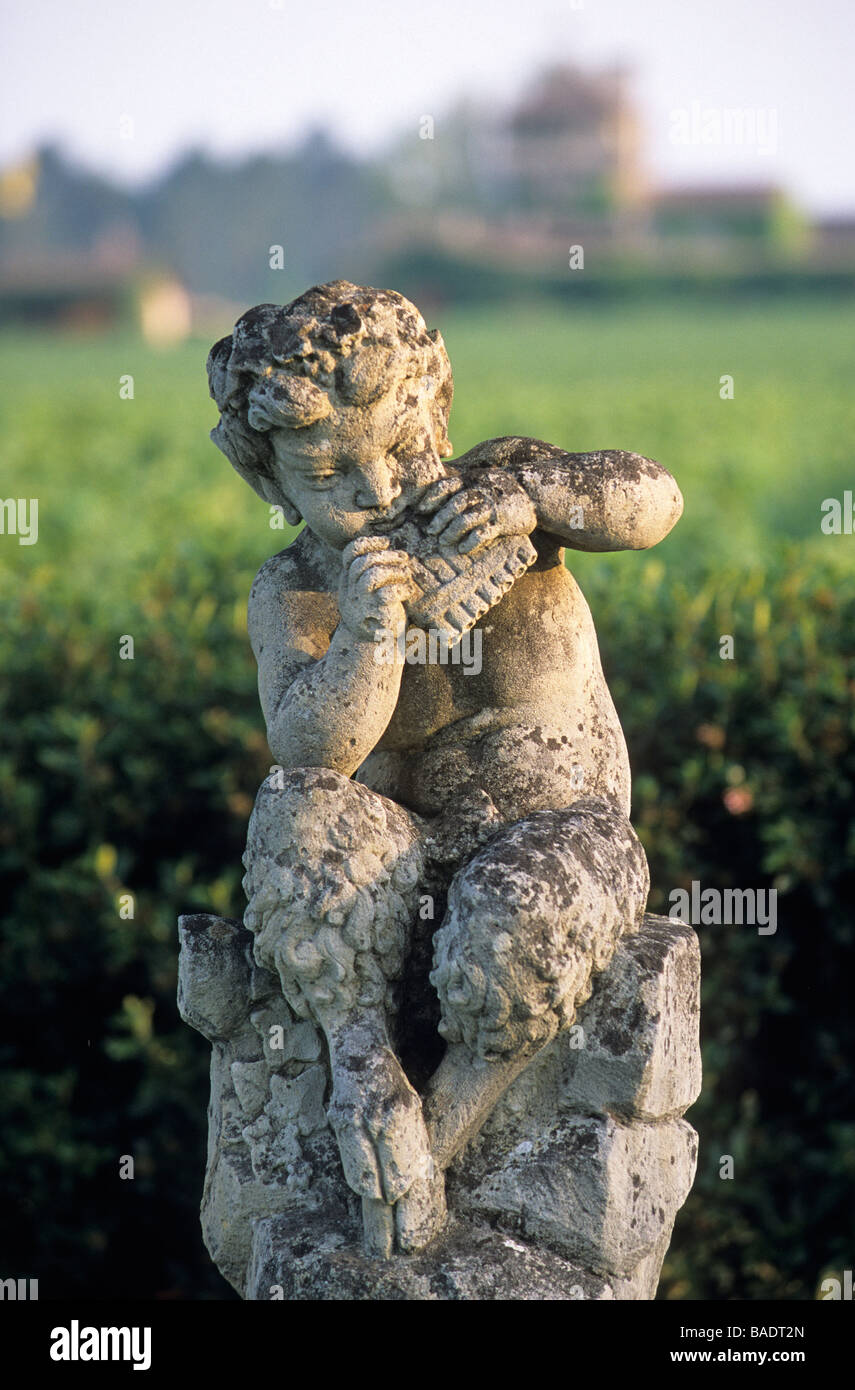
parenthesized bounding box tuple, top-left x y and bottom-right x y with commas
(458, 437, 684, 552)
(248, 549, 405, 776)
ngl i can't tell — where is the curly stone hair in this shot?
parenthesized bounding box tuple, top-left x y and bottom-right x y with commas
(243, 768, 426, 1024)
(207, 280, 454, 514)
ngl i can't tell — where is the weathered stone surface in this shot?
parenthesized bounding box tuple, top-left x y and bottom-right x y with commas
(450, 1114, 698, 1277)
(248, 1212, 606, 1301)
(177, 913, 352, 1298)
(246, 1211, 682, 1302)
(481, 913, 702, 1135)
(178, 281, 698, 1298)
(561, 915, 702, 1121)
(179, 910, 699, 1298)
(177, 913, 258, 1044)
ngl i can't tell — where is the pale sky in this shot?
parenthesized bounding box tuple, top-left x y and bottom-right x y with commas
(2, 0, 854, 213)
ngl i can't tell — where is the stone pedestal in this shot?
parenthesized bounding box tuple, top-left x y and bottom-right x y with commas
(178, 911, 700, 1300)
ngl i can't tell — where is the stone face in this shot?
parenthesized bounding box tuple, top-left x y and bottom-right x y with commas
(178, 281, 698, 1299)
(177, 913, 257, 1043)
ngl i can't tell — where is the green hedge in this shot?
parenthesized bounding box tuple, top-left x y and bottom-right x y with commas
(1, 540, 852, 1299)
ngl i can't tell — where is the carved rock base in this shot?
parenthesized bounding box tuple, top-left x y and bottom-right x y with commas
(249, 1210, 678, 1301)
(178, 911, 700, 1301)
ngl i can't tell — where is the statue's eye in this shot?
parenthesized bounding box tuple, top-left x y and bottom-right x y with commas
(301, 460, 343, 485)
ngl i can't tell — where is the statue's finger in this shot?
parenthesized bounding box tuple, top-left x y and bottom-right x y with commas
(348, 549, 410, 580)
(425, 490, 485, 534)
(357, 564, 415, 595)
(457, 523, 497, 555)
(344, 535, 392, 563)
(437, 503, 493, 546)
(416, 476, 463, 514)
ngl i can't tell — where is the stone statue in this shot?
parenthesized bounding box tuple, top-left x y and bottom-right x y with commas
(179, 280, 701, 1300)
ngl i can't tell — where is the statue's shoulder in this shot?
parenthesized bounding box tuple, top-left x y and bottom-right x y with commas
(250, 543, 301, 603)
(454, 435, 569, 472)
(249, 529, 329, 606)
(248, 530, 335, 657)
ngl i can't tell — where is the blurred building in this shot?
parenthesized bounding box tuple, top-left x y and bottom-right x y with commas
(811, 215, 855, 265)
(652, 185, 808, 258)
(1, 63, 852, 322)
(506, 64, 647, 224)
(384, 64, 649, 258)
(0, 150, 198, 340)
(0, 250, 192, 343)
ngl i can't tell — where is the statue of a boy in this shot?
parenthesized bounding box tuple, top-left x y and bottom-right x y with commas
(207, 280, 683, 1259)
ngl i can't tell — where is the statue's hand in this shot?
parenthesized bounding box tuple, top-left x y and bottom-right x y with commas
(418, 470, 537, 557)
(337, 536, 417, 642)
(327, 1046, 435, 1205)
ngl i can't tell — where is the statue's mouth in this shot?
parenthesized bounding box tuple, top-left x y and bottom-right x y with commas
(371, 500, 409, 527)
(370, 474, 458, 538)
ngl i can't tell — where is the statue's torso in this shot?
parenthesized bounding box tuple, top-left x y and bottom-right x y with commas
(285, 527, 631, 820)
(359, 556, 631, 819)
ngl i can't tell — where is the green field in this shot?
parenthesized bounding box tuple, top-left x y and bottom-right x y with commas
(2, 297, 854, 607)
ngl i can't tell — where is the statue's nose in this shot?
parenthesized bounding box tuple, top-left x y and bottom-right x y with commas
(354, 461, 401, 510)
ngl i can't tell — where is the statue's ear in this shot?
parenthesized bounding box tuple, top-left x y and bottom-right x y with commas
(278, 497, 302, 526)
